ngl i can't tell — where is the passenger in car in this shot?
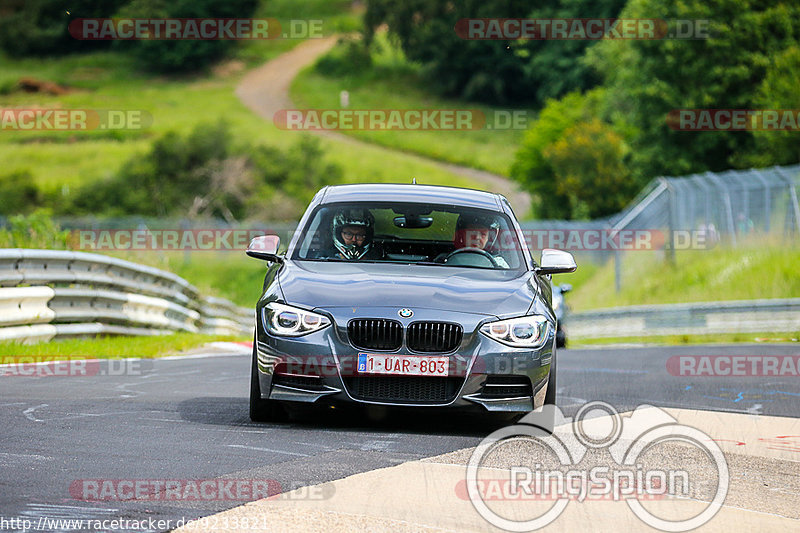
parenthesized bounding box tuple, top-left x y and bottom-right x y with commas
(451, 213, 510, 268)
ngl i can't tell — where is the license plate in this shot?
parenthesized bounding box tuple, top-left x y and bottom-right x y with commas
(357, 353, 449, 377)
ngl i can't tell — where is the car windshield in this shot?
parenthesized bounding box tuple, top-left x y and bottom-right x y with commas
(292, 202, 526, 270)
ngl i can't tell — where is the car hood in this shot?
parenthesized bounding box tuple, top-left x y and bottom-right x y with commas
(278, 260, 539, 318)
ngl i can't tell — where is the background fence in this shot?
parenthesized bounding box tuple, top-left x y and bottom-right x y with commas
(0, 249, 253, 344)
(520, 164, 800, 291)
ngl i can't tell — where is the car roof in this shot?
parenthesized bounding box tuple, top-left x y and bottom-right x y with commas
(318, 183, 505, 211)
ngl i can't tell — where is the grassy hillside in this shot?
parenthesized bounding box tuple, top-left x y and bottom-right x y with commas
(559, 238, 800, 312)
(291, 32, 531, 177)
(0, 2, 485, 200)
(0, 52, 483, 190)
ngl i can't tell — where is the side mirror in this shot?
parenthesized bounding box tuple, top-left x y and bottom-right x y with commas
(536, 249, 577, 275)
(246, 235, 283, 263)
(559, 283, 572, 294)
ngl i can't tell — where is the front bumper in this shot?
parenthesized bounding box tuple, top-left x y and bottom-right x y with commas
(255, 307, 554, 413)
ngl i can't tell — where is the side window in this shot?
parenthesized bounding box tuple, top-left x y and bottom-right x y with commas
(297, 208, 329, 258)
(488, 218, 522, 269)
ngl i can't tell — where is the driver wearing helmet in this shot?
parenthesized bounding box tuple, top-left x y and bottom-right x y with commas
(452, 212, 510, 268)
(330, 208, 383, 260)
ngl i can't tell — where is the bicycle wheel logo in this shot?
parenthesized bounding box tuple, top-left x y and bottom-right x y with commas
(466, 402, 729, 532)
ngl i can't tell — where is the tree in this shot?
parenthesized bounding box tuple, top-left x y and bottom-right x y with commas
(511, 91, 605, 219)
(518, 0, 626, 106)
(0, 0, 128, 57)
(364, 0, 534, 103)
(738, 45, 800, 167)
(364, 0, 626, 106)
(544, 119, 636, 218)
(588, 0, 800, 180)
(115, 0, 258, 73)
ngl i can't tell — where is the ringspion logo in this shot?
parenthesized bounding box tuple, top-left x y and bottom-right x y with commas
(466, 403, 728, 531)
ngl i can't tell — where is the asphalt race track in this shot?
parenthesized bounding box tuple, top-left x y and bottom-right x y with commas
(1, 344, 798, 532)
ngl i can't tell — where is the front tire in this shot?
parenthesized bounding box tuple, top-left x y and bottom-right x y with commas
(555, 327, 566, 348)
(536, 350, 558, 434)
(250, 343, 287, 422)
(544, 350, 557, 407)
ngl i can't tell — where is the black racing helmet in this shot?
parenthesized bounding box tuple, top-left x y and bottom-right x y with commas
(332, 208, 375, 260)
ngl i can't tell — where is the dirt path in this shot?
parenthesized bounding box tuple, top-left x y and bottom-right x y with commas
(236, 38, 532, 216)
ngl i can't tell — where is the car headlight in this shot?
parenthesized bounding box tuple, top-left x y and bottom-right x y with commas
(480, 316, 549, 348)
(263, 302, 331, 337)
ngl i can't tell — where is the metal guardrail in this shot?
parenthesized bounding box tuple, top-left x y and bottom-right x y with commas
(568, 298, 800, 338)
(0, 249, 254, 343)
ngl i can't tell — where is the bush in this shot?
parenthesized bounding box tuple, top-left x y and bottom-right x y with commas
(0, 211, 70, 249)
(544, 119, 636, 218)
(364, 0, 625, 105)
(65, 123, 341, 221)
(0, 171, 41, 215)
(314, 37, 372, 77)
(248, 135, 341, 221)
(69, 120, 236, 217)
(511, 89, 639, 219)
(114, 0, 258, 73)
(0, 0, 128, 57)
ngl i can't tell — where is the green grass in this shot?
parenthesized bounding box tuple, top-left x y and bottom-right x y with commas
(570, 332, 800, 346)
(567, 238, 800, 312)
(236, 0, 362, 65)
(0, 54, 484, 193)
(66, 248, 270, 308)
(0, 2, 483, 197)
(0, 333, 246, 358)
(290, 33, 532, 177)
(166, 253, 269, 308)
(550, 256, 601, 292)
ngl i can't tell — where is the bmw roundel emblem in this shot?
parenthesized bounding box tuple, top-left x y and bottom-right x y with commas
(398, 308, 413, 318)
